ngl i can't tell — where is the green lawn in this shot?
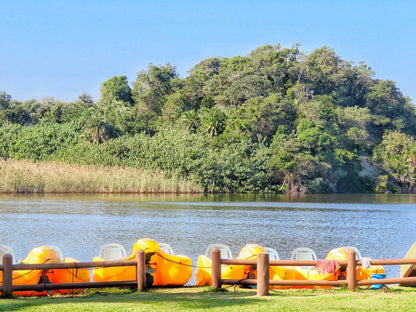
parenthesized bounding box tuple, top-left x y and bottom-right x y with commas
(1, 286, 416, 312)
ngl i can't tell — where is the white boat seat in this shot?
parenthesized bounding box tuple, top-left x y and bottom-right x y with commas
(0, 245, 15, 264)
(99, 243, 127, 261)
(205, 244, 233, 259)
(291, 247, 318, 261)
(159, 243, 174, 255)
(264, 247, 280, 260)
(340, 246, 362, 260)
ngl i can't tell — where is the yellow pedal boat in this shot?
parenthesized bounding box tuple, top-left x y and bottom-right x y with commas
(196, 243, 285, 286)
(92, 238, 192, 286)
(195, 244, 360, 289)
(273, 246, 384, 289)
(326, 246, 385, 280)
(274, 247, 339, 289)
(0, 245, 90, 297)
(0, 245, 41, 297)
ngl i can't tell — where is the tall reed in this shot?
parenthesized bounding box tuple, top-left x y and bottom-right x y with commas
(0, 159, 203, 193)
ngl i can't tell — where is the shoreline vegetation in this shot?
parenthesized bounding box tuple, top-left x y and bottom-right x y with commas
(1, 287, 416, 311)
(0, 159, 203, 194)
(1, 44, 416, 194)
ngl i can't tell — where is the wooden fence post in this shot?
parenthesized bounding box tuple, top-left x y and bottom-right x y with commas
(2, 254, 13, 298)
(347, 250, 357, 290)
(136, 249, 146, 292)
(257, 253, 269, 296)
(211, 248, 221, 290)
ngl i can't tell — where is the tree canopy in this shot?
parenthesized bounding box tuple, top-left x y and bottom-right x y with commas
(1, 44, 415, 193)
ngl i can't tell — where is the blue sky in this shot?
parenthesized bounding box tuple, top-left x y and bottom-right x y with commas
(0, 0, 415, 103)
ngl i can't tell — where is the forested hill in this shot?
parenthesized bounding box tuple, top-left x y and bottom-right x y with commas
(1, 44, 415, 194)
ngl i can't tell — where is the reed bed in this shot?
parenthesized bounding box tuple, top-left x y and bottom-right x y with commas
(0, 159, 203, 193)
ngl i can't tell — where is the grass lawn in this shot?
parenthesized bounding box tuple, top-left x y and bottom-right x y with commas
(1, 286, 416, 312)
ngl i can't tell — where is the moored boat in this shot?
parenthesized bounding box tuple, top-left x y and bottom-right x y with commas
(1, 245, 90, 296)
(282, 247, 339, 289)
(196, 243, 281, 286)
(0, 245, 41, 296)
(326, 246, 385, 280)
(401, 241, 416, 286)
(92, 238, 192, 286)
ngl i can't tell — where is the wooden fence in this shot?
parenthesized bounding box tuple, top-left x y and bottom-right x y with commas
(0, 250, 146, 298)
(210, 249, 416, 296)
(1, 249, 416, 297)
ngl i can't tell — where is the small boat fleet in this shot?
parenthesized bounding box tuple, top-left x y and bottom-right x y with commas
(196, 243, 385, 288)
(1, 239, 385, 296)
(0, 238, 192, 296)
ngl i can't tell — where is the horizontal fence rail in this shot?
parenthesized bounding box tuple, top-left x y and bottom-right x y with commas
(12, 260, 138, 270)
(0, 250, 146, 298)
(210, 248, 416, 296)
(2, 249, 416, 297)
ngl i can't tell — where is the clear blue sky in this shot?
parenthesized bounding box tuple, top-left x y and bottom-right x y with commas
(0, 0, 415, 103)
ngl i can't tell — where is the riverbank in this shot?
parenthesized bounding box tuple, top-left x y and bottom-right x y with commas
(1, 287, 416, 311)
(0, 159, 203, 193)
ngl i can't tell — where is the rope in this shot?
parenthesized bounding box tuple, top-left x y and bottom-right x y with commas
(150, 252, 212, 269)
(221, 278, 249, 290)
(12, 258, 53, 281)
(150, 251, 258, 270)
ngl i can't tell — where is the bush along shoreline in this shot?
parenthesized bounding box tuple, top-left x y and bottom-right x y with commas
(1, 44, 415, 194)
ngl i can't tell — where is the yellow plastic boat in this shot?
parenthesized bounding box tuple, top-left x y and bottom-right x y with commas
(92, 238, 192, 286)
(0, 245, 90, 297)
(196, 244, 362, 289)
(196, 243, 277, 286)
(0, 245, 41, 297)
(264, 247, 338, 289)
(326, 246, 385, 280)
(401, 242, 416, 284)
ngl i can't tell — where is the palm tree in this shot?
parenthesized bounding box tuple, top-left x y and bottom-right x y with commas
(83, 105, 107, 144)
(199, 108, 227, 137)
(180, 110, 198, 132)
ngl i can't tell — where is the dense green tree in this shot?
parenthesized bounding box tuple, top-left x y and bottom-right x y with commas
(336, 106, 371, 149)
(226, 74, 272, 106)
(365, 80, 405, 117)
(225, 95, 295, 141)
(132, 64, 177, 114)
(199, 107, 227, 137)
(1, 100, 32, 125)
(0, 91, 11, 110)
(100, 75, 132, 104)
(180, 109, 198, 132)
(162, 91, 191, 122)
(306, 46, 342, 95)
(373, 132, 416, 192)
(333, 62, 374, 107)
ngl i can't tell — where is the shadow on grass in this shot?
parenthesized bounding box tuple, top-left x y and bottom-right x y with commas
(3, 286, 412, 311)
(0, 287, 263, 311)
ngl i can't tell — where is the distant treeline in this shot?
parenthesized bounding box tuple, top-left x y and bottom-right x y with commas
(1, 44, 415, 193)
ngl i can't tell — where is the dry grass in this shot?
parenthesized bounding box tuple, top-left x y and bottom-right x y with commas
(0, 159, 203, 194)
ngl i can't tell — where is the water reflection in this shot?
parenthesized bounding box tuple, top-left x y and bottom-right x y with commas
(0, 194, 416, 279)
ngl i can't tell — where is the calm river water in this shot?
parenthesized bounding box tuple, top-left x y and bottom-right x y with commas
(1, 193, 416, 278)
